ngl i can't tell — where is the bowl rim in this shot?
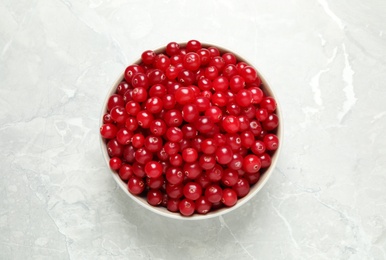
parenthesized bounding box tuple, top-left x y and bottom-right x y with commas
(99, 42, 283, 220)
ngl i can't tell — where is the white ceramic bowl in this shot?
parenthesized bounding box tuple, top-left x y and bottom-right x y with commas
(100, 43, 283, 220)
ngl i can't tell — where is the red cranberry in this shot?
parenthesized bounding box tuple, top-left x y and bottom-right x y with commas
(183, 182, 202, 200)
(221, 188, 238, 207)
(128, 176, 145, 195)
(205, 184, 223, 203)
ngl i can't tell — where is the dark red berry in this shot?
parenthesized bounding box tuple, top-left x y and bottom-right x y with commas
(128, 176, 145, 195)
(100, 123, 117, 139)
(179, 198, 195, 216)
(243, 155, 261, 173)
(221, 188, 238, 207)
(205, 184, 223, 203)
(183, 182, 202, 200)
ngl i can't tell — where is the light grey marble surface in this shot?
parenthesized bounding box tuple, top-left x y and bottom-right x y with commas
(1, 0, 386, 259)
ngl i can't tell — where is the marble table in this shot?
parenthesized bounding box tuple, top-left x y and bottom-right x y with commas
(1, 0, 386, 259)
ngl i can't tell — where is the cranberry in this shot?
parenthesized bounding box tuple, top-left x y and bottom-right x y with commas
(222, 169, 239, 186)
(147, 189, 163, 206)
(149, 119, 167, 136)
(233, 178, 250, 198)
(259, 153, 272, 168)
(222, 188, 238, 207)
(250, 87, 264, 104)
(183, 182, 202, 200)
(209, 56, 226, 72)
(236, 89, 253, 107)
(205, 108, 222, 124)
(145, 96, 163, 114)
(122, 145, 135, 163)
(116, 128, 133, 145)
(110, 106, 127, 124)
(162, 94, 176, 110)
(195, 196, 212, 214)
(107, 94, 125, 111)
(100, 123, 117, 139)
(245, 171, 261, 185)
(124, 64, 144, 83)
(226, 103, 241, 116)
(199, 154, 216, 170)
(197, 77, 212, 91)
(109, 157, 122, 171)
(179, 198, 195, 216)
(262, 114, 279, 131)
(164, 109, 183, 127)
(164, 141, 180, 155)
(175, 87, 196, 105)
(240, 66, 257, 83)
(222, 64, 238, 79)
(260, 97, 277, 113)
(178, 69, 195, 86)
(148, 69, 166, 85)
(134, 147, 153, 165)
(211, 91, 228, 107)
(251, 140, 266, 155)
(136, 110, 154, 128)
(131, 133, 145, 148)
(183, 162, 202, 179)
(215, 146, 233, 165)
(240, 130, 255, 148)
(154, 54, 170, 71)
(119, 164, 133, 181)
(166, 166, 184, 185)
(213, 133, 226, 146)
(146, 174, 164, 189)
(205, 184, 223, 203)
(181, 124, 197, 139)
(238, 115, 250, 131)
(186, 40, 202, 52)
(144, 136, 163, 152)
(206, 164, 223, 182)
(196, 48, 211, 66)
(165, 66, 180, 80)
(182, 148, 198, 163)
(103, 113, 113, 124)
(132, 73, 149, 89)
(212, 76, 228, 92)
(166, 198, 180, 212)
(166, 183, 183, 199)
(169, 153, 183, 167)
(125, 101, 141, 116)
(125, 117, 138, 132)
(132, 162, 146, 177)
(166, 127, 183, 142)
(116, 82, 130, 96)
(222, 115, 240, 134)
(227, 153, 243, 171)
(106, 139, 123, 157)
(201, 138, 216, 154)
(243, 154, 261, 173)
(256, 108, 268, 121)
(183, 52, 201, 71)
(182, 104, 199, 123)
(166, 42, 180, 56)
(195, 116, 214, 134)
(263, 134, 279, 151)
(128, 176, 145, 195)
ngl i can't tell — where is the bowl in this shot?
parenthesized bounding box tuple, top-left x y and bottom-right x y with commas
(100, 42, 282, 220)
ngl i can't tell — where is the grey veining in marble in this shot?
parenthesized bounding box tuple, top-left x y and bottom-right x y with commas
(1, 0, 386, 259)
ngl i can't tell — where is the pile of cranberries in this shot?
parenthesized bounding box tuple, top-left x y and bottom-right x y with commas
(100, 40, 280, 216)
